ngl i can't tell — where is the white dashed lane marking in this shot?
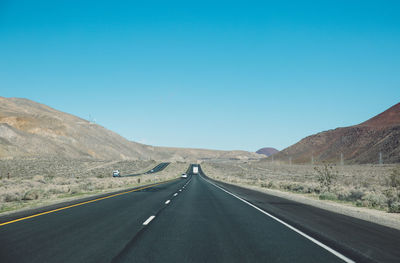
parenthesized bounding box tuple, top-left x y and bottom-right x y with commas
(143, 216, 156, 226)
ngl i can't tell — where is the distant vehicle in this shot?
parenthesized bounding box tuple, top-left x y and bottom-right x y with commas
(181, 173, 187, 179)
(150, 169, 154, 172)
(192, 166, 199, 174)
(112, 170, 121, 177)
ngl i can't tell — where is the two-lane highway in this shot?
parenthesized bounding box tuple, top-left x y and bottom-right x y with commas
(0, 164, 353, 262)
(123, 162, 170, 177)
(0, 176, 189, 263)
(111, 165, 346, 263)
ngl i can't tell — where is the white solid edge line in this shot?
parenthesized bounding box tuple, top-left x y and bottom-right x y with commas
(165, 200, 171, 204)
(143, 215, 156, 225)
(200, 175, 355, 263)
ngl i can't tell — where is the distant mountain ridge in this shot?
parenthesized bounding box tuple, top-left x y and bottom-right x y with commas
(256, 147, 279, 157)
(273, 103, 400, 164)
(0, 97, 263, 161)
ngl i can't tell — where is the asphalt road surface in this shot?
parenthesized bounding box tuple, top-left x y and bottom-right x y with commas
(201, 164, 400, 263)
(0, 164, 397, 262)
(123, 162, 170, 177)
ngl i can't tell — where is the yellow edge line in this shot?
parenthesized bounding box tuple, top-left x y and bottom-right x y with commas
(0, 178, 179, 227)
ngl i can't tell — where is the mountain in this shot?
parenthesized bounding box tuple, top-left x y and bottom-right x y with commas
(256, 147, 279, 157)
(0, 97, 263, 161)
(273, 103, 400, 164)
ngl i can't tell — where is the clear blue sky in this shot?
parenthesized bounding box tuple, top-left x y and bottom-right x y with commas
(1, 1, 399, 151)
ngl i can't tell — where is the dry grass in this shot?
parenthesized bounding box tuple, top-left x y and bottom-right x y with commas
(202, 160, 400, 213)
(0, 158, 189, 214)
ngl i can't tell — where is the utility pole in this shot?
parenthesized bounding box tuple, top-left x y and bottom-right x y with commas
(88, 114, 96, 124)
(379, 152, 383, 165)
(311, 154, 314, 165)
(289, 157, 292, 165)
(340, 153, 344, 166)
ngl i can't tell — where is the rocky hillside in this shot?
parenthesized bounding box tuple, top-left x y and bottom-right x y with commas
(273, 103, 400, 164)
(0, 97, 262, 161)
(256, 147, 279, 157)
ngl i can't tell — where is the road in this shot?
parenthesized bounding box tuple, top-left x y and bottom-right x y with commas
(123, 162, 170, 177)
(200, 165, 400, 263)
(0, 164, 397, 262)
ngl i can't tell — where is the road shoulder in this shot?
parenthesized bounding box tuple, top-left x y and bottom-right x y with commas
(210, 177, 400, 231)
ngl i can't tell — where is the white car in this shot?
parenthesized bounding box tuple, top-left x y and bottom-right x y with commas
(181, 173, 188, 179)
(112, 170, 121, 177)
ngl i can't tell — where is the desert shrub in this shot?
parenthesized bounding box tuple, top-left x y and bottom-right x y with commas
(47, 187, 65, 195)
(312, 185, 322, 194)
(361, 180, 370, 188)
(319, 192, 337, 200)
(82, 182, 94, 192)
(388, 202, 400, 213)
(384, 167, 400, 213)
(348, 189, 365, 201)
(290, 184, 304, 193)
(336, 189, 351, 201)
(53, 177, 70, 185)
(33, 175, 45, 182)
(280, 183, 289, 190)
(362, 192, 387, 208)
(4, 193, 21, 202)
(387, 167, 400, 188)
(45, 175, 54, 181)
(356, 199, 370, 207)
(69, 187, 80, 195)
(301, 184, 317, 194)
(248, 180, 256, 185)
(22, 190, 40, 200)
(314, 163, 338, 192)
(384, 188, 400, 213)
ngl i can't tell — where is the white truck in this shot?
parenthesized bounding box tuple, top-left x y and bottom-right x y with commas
(112, 170, 121, 177)
(192, 166, 199, 174)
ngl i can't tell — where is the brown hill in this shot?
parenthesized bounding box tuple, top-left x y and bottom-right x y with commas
(273, 103, 400, 164)
(358, 102, 400, 128)
(256, 147, 279, 157)
(0, 97, 262, 161)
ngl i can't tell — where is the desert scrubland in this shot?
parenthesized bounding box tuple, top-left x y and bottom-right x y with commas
(0, 158, 188, 214)
(2, 155, 400, 230)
